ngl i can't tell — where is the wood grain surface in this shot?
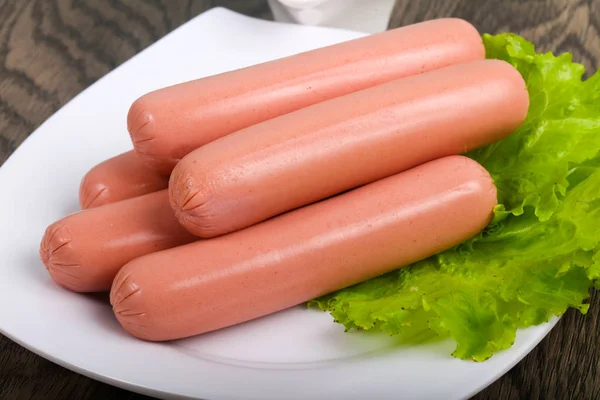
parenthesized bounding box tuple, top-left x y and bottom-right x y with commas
(0, 0, 598, 399)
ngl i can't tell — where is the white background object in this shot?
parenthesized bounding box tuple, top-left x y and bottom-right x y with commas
(0, 7, 558, 400)
(268, 0, 396, 33)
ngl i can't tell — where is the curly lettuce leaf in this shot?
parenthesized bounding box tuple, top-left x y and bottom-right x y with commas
(309, 33, 600, 361)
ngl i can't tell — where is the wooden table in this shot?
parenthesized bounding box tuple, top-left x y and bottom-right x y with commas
(1, 1, 598, 398)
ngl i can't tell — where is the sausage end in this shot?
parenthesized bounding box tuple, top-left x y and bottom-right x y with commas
(169, 162, 224, 238)
(484, 59, 530, 135)
(111, 261, 159, 341)
(40, 222, 84, 292)
(128, 96, 178, 174)
(79, 172, 111, 209)
(40, 215, 117, 293)
(127, 96, 155, 149)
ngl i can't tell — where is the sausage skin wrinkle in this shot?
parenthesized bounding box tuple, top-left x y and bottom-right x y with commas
(128, 18, 484, 173)
(112, 155, 497, 341)
(79, 150, 169, 209)
(169, 59, 528, 238)
(40, 191, 196, 292)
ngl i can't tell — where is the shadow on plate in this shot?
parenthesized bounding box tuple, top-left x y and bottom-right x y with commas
(169, 305, 453, 370)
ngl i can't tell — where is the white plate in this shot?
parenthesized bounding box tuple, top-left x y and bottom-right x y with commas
(0, 8, 558, 400)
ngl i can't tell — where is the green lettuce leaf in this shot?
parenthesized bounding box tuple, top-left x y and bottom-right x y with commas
(309, 33, 600, 361)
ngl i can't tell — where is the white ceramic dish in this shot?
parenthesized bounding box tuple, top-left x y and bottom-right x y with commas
(0, 8, 558, 400)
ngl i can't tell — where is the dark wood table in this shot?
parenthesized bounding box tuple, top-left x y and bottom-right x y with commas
(1, 1, 598, 399)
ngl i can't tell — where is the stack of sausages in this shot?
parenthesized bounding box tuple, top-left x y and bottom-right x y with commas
(39, 18, 529, 342)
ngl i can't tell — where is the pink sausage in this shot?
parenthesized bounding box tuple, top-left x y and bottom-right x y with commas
(79, 150, 169, 209)
(111, 155, 497, 341)
(40, 191, 196, 292)
(169, 59, 528, 238)
(128, 18, 484, 173)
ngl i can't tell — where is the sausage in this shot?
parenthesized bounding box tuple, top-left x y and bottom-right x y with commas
(128, 18, 485, 173)
(40, 191, 196, 292)
(79, 150, 169, 209)
(169, 59, 528, 238)
(111, 155, 497, 341)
